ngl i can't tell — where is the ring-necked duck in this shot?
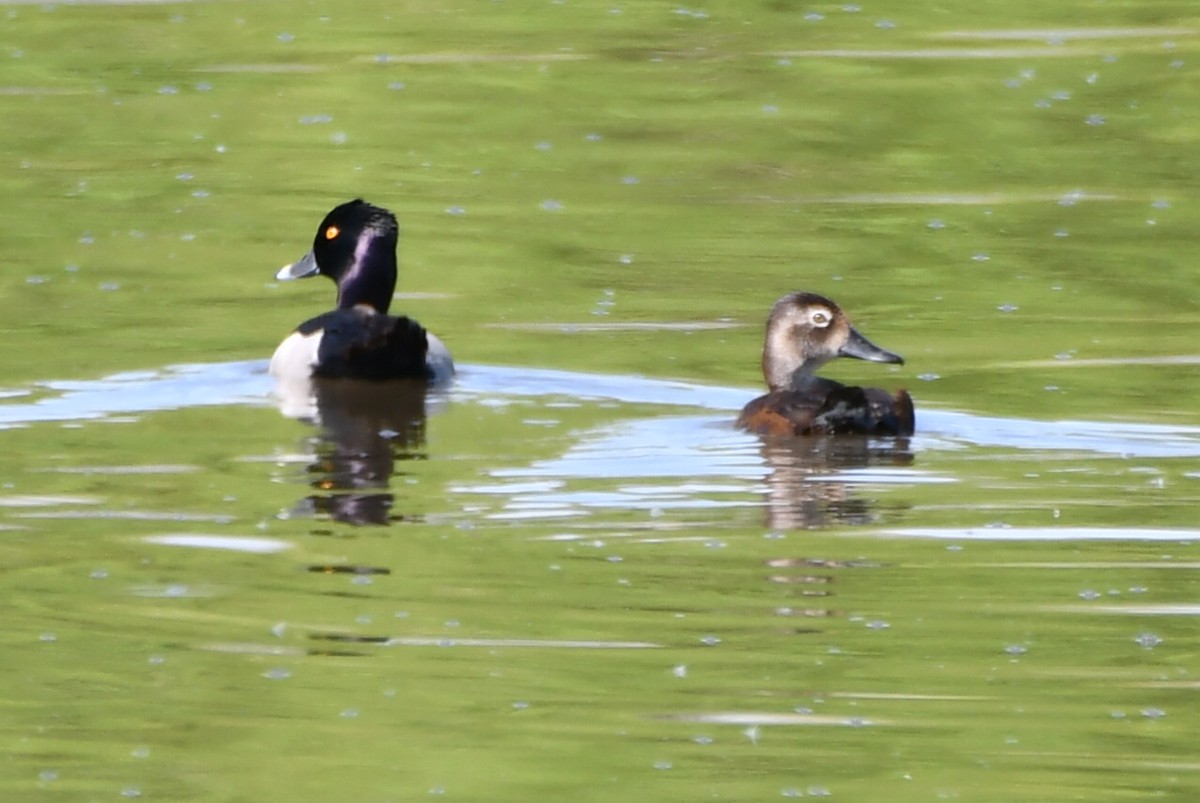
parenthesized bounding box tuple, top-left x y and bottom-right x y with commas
(269, 199, 454, 384)
(737, 291, 914, 437)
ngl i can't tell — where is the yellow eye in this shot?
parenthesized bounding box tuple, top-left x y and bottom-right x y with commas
(324, 225, 340, 240)
(811, 310, 830, 326)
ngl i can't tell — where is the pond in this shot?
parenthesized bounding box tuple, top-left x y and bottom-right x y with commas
(2, 2, 1199, 801)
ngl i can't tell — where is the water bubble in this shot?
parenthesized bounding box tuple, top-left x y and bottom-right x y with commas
(388, 81, 406, 91)
(971, 253, 990, 262)
(330, 131, 348, 145)
(804, 12, 824, 21)
(263, 667, 292, 680)
(621, 175, 640, 185)
(540, 199, 564, 212)
(195, 81, 213, 92)
(927, 219, 945, 229)
(513, 700, 530, 710)
(99, 281, 121, 292)
(446, 205, 467, 216)
(618, 254, 634, 264)
(534, 141, 552, 151)
(584, 133, 603, 142)
(673, 664, 688, 678)
(917, 372, 940, 382)
(997, 303, 1018, 313)
(1134, 632, 1162, 649)
(158, 85, 179, 95)
(700, 635, 721, 645)
(1004, 644, 1027, 656)
(1141, 708, 1166, 719)
(26, 275, 48, 285)
(299, 114, 332, 125)
(865, 620, 890, 630)
(762, 104, 780, 114)
(1084, 114, 1107, 126)
(277, 32, 295, 43)
(875, 19, 896, 29)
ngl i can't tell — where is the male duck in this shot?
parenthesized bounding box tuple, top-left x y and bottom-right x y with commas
(269, 199, 453, 383)
(737, 291, 914, 437)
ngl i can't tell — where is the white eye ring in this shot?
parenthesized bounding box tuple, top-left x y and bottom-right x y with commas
(810, 309, 831, 327)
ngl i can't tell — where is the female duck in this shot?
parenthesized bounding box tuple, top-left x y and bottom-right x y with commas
(737, 292, 914, 437)
(269, 199, 454, 383)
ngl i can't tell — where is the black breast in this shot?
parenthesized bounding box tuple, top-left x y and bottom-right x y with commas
(299, 308, 432, 381)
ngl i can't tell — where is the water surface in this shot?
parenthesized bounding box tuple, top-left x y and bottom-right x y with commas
(2, 1, 1199, 801)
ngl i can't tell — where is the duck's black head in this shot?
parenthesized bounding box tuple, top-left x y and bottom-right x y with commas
(762, 291, 903, 391)
(276, 199, 400, 313)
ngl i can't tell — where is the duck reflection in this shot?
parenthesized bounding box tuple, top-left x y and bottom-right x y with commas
(758, 435, 913, 530)
(275, 378, 435, 526)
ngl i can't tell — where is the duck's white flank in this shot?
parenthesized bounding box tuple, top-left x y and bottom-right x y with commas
(269, 330, 323, 380)
(425, 333, 455, 384)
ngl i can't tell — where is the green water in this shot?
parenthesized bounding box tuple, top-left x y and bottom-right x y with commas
(2, 1, 1200, 801)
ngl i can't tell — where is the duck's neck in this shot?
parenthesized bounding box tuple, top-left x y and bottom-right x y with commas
(336, 231, 397, 313)
(763, 330, 833, 391)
